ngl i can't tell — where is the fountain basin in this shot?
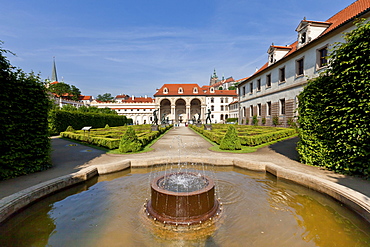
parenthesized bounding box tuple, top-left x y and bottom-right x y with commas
(146, 172, 220, 225)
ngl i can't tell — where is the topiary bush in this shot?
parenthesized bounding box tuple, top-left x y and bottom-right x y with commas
(118, 126, 142, 153)
(65, 126, 75, 132)
(219, 125, 241, 150)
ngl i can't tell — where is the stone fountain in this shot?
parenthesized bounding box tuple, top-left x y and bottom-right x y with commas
(145, 171, 220, 226)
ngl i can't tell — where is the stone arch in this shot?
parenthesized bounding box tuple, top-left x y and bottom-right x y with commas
(175, 98, 186, 123)
(160, 99, 171, 121)
(190, 98, 201, 121)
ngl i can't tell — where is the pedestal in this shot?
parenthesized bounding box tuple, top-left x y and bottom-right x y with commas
(204, 124, 212, 130)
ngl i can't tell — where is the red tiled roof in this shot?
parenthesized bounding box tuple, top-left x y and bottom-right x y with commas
(121, 97, 155, 103)
(323, 0, 370, 35)
(154, 83, 237, 96)
(245, 0, 370, 79)
(115, 94, 129, 99)
(79, 95, 92, 100)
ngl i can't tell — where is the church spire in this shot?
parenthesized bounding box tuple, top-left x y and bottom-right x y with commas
(51, 57, 58, 82)
(212, 68, 218, 79)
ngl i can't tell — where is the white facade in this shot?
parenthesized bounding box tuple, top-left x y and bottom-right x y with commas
(238, 2, 370, 126)
(90, 96, 156, 125)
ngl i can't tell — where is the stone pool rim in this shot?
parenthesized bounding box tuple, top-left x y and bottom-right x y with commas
(0, 156, 370, 224)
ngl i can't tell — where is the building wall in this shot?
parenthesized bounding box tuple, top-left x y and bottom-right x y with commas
(238, 15, 367, 127)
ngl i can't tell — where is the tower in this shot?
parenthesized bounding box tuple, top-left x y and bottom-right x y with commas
(210, 68, 218, 86)
(51, 57, 58, 83)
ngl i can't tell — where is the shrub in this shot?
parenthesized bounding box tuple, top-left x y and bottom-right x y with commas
(219, 125, 241, 150)
(118, 126, 142, 153)
(272, 116, 279, 127)
(262, 117, 266, 125)
(105, 124, 110, 129)
(252, 115, 258, 126)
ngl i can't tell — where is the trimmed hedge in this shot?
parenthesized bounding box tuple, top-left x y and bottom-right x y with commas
(297, 20, 370, 177)
(49, 109, 132, 135)
(0, 48, 51, 180)
(190, 124, 297, 147)
(60, 125, 172, 150)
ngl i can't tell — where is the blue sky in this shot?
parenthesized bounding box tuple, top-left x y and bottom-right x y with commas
(1, 0, 355, 98)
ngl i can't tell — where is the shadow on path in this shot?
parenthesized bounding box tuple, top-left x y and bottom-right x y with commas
(268, 136, 300, 161)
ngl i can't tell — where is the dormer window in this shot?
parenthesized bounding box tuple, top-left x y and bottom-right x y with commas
(210, 87, 215, 93)
(296, 19, 331, 49)
(267, 45, 291, 65)
(178, 87, 183, 94)
(193, 87, 198, 94)
(163, 87, 168, 94)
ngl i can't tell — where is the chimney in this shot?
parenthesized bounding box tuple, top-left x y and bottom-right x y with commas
(145, 95, 147, 98)
(132, 95, 135, 100)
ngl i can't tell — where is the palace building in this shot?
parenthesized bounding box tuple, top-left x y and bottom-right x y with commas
(154, 83, 237, 124)
(237, 0, 370, 126)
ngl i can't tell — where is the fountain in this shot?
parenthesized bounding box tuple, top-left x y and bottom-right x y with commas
(145, 171, 220, 226)
(1, 136, 370, 246)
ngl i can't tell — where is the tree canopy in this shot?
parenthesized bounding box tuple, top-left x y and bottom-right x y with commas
(48, 82, 81, 101)
(96, 93, 114, 102)
(297, 19, 370, 177)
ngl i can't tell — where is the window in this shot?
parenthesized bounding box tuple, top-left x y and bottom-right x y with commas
(211, 114, 214, 119)
(225, 97, 229, 103)
(211, 105, 214, 111)
(257, 103, 261, 116)
(318, 46, 328, 68)
(269, 54, 274, 63)
(221, 98, 224, 103)
(257, 79, 261, 91)
(279, 67, 285, 83)
(220, 114, 224, 120)
(280, 99, 286, 115)
(221, 105, 224, 111)
(250, 105, 254, 117)
(249, 82, 253, 94)
(296, 58, 304, 76)
(193, 87, 198, 93)
(300, 32, 306, 44)
(242, 86, 246, 96)
(211, 97, 214, 103)
(243, 107, 246, 117)
(178, 87, 183, 94)
(163, 87, 168, 94)
(266, 74, 271, 88)
(267, 101, 271, 116)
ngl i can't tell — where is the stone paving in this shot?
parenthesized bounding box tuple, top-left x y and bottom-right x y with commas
(1, 126, 370, 223)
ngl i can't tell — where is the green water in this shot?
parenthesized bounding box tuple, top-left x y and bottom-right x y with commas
(0, 166, 369, 246)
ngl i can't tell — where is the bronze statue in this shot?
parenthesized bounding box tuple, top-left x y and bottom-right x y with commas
(206, 109, 212, 124)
